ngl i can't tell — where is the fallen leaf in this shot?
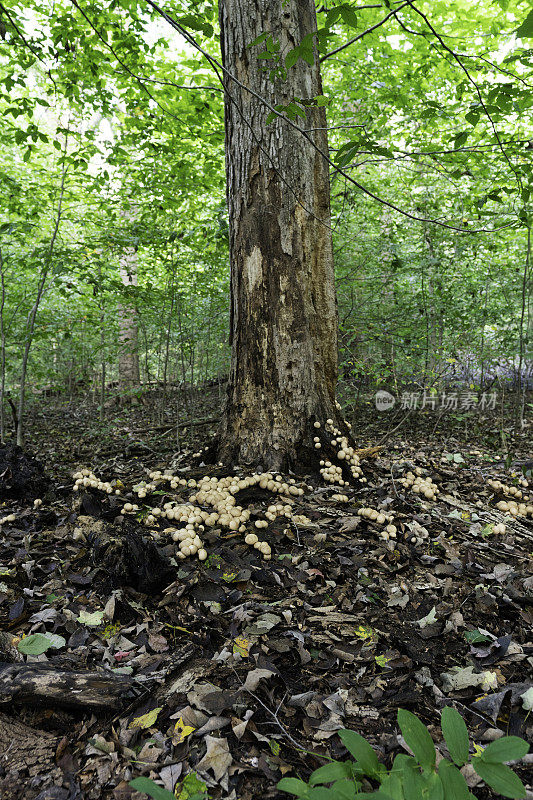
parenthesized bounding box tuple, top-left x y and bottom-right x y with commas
(196, 735, 232, 781)
(172, 717, 196, 745)
(243, 668, 276, 691)
(129, 707, 163, 730)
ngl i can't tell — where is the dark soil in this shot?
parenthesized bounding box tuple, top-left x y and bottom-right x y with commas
(0, 387, 531, 800)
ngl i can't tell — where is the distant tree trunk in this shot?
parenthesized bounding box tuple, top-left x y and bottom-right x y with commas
(217, 0, 341, 470)
(118, 225, 140, 389)
(0, 249, 6, 443)
(17, 159, 67, 447)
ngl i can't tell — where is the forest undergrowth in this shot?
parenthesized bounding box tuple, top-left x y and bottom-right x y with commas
(0, 387, 531, 800)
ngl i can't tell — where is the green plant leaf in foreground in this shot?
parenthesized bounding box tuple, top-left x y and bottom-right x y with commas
(397, 709, 436, 771)
(277, 777, 310, 797)
(128, 777, 175, 800)
(441, 706, 470, 766)
(339, 729, 382, 777)
(438, 758, 472, 800)
(309, 760, 354, 785)
(471, 758, 526, 799)
(480, 736, 530, 763)
(17, 632, 66, 655)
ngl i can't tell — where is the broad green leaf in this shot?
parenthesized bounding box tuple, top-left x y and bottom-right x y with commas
(308, 788, 335, 800)
(277, 777, 310, 797)
(339, 6, 358, 28)
(441, 707, 469, 766)
(480, 736, 529, 763)
(178, 14, 212, 37)
(380, 754, 409, 799)
(438, 759, 471, 800)
(471, 758, 526, 798)
(309, 760, 354, 785)
(324, 8, 342, 28)
(517, 9, 533, 38)
(330, 778, 358, 798)
(397, 709, 436, 771)
(346, 794, 391, 799)
(128, 777, 175, 800)
(17, 632, 66, 655)
(339, 729, 381, 777)
(401, 759, 428, 800)
(285, 49, 300, 70)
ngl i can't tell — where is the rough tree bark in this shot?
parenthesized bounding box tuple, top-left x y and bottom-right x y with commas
(217, 0, 341, 470)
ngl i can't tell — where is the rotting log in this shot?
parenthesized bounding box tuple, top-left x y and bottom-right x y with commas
(0, 662, 139, 711)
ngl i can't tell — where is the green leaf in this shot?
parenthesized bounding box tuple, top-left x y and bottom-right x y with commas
(249, 32, 270, 47)
(330, 779, 358, 799)
(339, 5, 358, 28)
(464, 110, 480, 126)
(308, 789, 335, 800)
(453, 131, 469, 149)
(380, 754, 409, 799)
(480, 736, 529, 763)
(277, 777, 310, 797)
(17, 632, 66, 655)
(176, 773, 207, 800)
(285, 48, 300, 70)
(441, 707, 469, 767)
(324, 8, 342, 28)
(472, 758, 526, 798)
(464, 629, 491, 644)
(339, 730, 381, 777)
(438, 759, 471, 800)
(397, 709, 436, 771)
(177, 14, 212, 36)
(401, 759, 429, 800)
(517, 9, 533, 38)
(309, 760, 354, 785)
(128, 777, 175, 800)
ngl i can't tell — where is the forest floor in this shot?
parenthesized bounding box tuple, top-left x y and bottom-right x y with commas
(0, 386, 532, 800)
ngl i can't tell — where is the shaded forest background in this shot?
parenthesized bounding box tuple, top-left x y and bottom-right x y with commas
(0, 0, 532, 442)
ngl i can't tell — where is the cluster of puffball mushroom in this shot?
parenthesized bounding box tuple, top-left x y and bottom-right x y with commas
(72, 468, 308, 562)
(357, 507, 397, 541)
(314, 419, 366, 486)
(488, 478, 533, 520)
(398, 470, 439, 501)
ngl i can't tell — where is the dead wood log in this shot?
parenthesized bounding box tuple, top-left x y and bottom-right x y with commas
(0, 662, 139, 711)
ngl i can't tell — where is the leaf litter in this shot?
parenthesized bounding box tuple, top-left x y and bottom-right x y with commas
(0, 414, 532, 800)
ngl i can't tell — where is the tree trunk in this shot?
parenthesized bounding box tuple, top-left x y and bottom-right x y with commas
(118, 220, 140, 388)
(0, 712, 61, 795)
(217, 0, 340, 470)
